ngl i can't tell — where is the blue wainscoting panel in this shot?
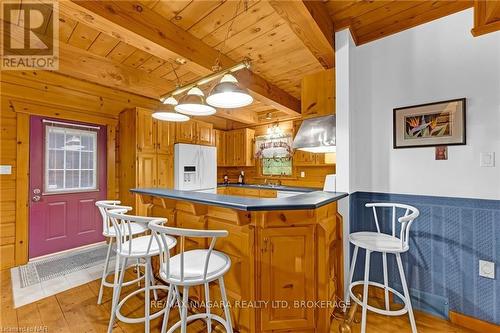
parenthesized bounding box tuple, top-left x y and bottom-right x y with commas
(349, 192, 500, 325)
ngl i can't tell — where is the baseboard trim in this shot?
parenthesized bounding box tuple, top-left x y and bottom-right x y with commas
(449, 311, 500, 333)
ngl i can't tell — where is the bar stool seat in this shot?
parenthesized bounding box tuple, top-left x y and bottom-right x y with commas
(161, 249, 231, 284)
(103, 222, 147, 238)
(349, 232, 409, 253)
(117, 235, 163, 258)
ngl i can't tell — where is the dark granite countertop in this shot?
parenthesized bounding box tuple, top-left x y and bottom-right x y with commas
(131, 188, 348, 211)
(217, 183, 318, 193)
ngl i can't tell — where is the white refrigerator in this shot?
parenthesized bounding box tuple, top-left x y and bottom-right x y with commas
(174, 143, 217, 192)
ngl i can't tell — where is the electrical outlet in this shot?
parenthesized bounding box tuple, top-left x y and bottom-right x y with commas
(300, 171, 305, 178)
(479, 260, 495, 279)
(480, 152, 495, 167)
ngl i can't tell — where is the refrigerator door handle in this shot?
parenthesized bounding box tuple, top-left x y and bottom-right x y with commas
(197, 147, 203, 189)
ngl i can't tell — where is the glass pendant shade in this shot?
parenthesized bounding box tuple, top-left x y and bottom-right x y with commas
(206, 74, 253, 108)
(152, 112, 189, 122)
(175, 87, 216, 116)
(162, 96, 178, 105)
(153, 96, 189, 122)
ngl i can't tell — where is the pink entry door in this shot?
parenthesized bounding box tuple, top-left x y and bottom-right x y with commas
(29, 116, 107, 258)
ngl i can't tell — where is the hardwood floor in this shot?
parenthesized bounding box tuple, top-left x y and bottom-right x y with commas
(1, 269, 474, 333)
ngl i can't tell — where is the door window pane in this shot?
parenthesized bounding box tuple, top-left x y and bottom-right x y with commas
(45, 125, 98, 193)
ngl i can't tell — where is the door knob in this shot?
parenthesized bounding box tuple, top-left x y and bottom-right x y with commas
(32, 195, 41, 202)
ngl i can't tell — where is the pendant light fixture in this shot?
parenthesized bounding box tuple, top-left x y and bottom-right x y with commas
(175, 87, 216, 116)
(158, 0, 253, 114)
(206, 0, 253, 109)
(153, 64, 190, 122)
(206, 73, 253, 108)
(152, 97, 189, 122)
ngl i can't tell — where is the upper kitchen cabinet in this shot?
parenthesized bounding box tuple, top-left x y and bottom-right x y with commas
(119, 107, 175, 215)
(136, 108, 157, 154)
(214, 129, 226, 166)
(301, 69, 335, 119)
(157, 120, 176, 154)
(135, 107, 175, 155)
(197, 121, 215, 146)
(175, 120, 214, 146)
(225, 128, 255, 167)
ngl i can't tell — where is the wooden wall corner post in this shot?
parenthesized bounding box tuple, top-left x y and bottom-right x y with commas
(15, 113, 30, 266)
(106, 124, 116, 199)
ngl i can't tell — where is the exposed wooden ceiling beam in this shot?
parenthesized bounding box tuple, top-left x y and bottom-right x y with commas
(269, 0, 334, 69)
(472, 0, 500, 36)
(5, 18, 260, 125)
(61, 1, 301, 117)
(58, 43, 172, 99)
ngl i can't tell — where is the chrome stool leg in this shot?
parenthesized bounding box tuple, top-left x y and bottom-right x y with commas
(204, 283, 212, 333)
(219, 277, 233, 333)
(396, 253, 417, 333)
(361, 250, 371, 333)
(98, 239, 113, 305)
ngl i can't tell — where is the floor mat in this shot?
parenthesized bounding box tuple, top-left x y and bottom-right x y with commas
(18, 244, 113, 288)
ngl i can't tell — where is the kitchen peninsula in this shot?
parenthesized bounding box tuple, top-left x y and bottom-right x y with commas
(132, 187, 347, 333)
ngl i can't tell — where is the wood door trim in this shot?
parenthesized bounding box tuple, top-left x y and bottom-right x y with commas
(13, 102, 117, 266)
(15, 113, 30, 265)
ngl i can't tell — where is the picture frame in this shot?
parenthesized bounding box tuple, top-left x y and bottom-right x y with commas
(393, 98, 466, 149)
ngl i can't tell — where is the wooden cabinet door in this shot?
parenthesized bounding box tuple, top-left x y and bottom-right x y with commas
(137, 109, 156, 153)
(157, 153, 173, 188)
(315, 153, 325, 165)
(294, 150, 316, 166)
(176, 121, 195, 143)
(157, 121, 175, 154)
(260, 226, 315, 331)
(215, 130, 226, 166)
(136, 153, 157, 215)
(137, 153, 157, 188)
(233, 130, 244, 165)
(301, 69, 334, 119)
(196, 121, 214, 146)
(225, 131, 235, 167)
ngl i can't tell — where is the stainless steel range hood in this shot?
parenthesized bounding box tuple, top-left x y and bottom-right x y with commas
(292, 114, 336, 153)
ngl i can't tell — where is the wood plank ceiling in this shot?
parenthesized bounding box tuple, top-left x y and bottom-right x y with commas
(325, 0, 475, 45)
(4, 0, 494, 126)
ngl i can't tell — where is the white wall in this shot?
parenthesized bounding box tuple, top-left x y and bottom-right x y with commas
(347, 9, 500, 200)
(335, 29, 358, 294)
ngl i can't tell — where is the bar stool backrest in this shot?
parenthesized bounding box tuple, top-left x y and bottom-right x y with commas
(149, 219, 228, 283)
(365, 203, 419, 249)
(106, 209, 158, 257)
(95, 200, 132, 235)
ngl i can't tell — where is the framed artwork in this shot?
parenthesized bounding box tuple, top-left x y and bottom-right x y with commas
(393, 98, 466, 149)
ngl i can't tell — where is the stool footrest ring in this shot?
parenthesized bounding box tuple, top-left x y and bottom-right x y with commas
(115, 285, 170, 324)
(349, 281, 409, 316)
(166, 313, 231, 333)
(102, 263, 147, 288)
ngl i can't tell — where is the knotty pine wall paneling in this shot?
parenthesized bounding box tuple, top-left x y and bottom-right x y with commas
(0, 71, 157, 268)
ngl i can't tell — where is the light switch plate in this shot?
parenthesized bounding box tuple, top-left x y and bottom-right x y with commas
(480, 152, 495, 167)
(0, 165, 12, 175)
(479, 260, 495, 279)
(300, 171, 305, 178)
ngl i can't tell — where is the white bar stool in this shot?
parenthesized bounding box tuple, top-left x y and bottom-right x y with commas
(95, 200, 148, 305)
(106, 210, 177, 333)
(149, 219, 234, 333)
(347, 203, 420, 333)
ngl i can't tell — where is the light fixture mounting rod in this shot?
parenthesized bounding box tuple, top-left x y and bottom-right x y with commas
(159, 59, 251, 103)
